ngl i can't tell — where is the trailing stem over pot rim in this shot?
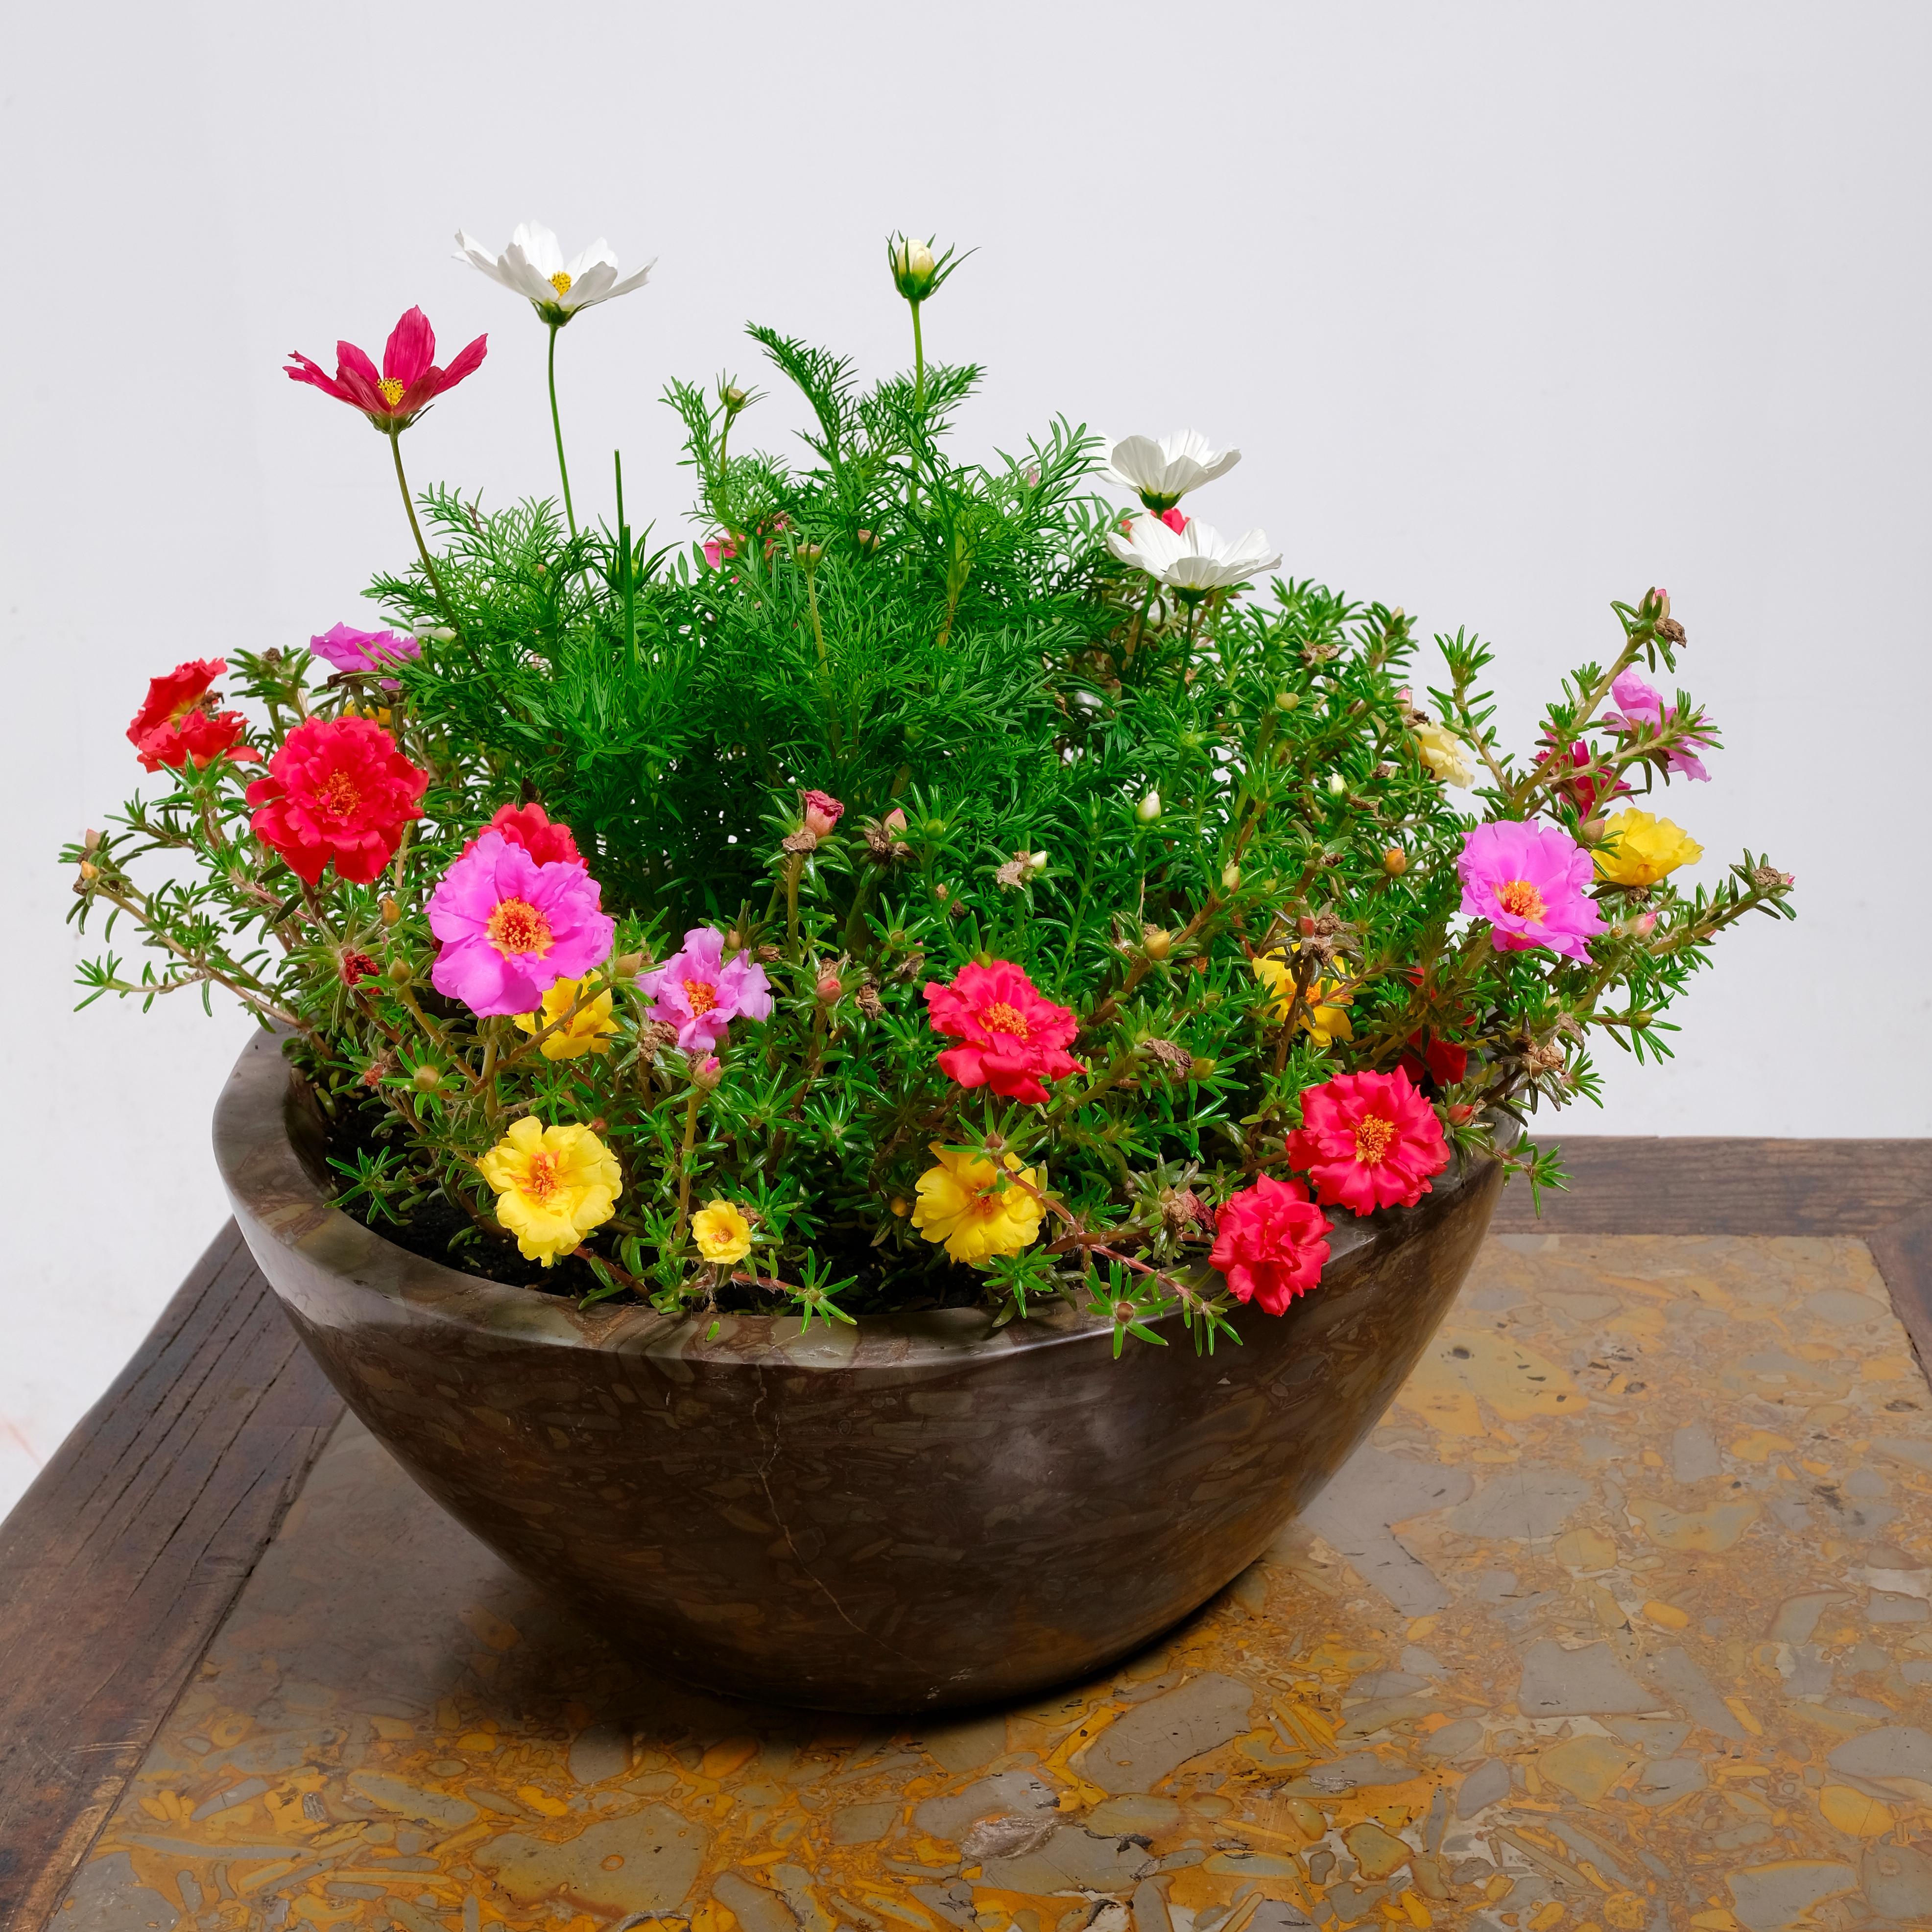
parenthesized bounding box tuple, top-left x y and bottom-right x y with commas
(64, 224, 1796, 1355)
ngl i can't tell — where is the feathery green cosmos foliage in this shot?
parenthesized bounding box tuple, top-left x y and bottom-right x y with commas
(64, 243, 1795, 1351)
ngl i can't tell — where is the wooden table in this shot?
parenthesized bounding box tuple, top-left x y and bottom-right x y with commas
(2, 1141, 1928, 1932)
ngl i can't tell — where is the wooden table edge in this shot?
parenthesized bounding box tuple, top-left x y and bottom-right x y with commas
(0, 1136, 1926, 1923)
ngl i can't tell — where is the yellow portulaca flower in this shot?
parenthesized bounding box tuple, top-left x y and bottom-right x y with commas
(692, 1198, 753, 1266)
(513, 976, 617, 1059)
(477, 1119, 622, 1266)
(1250, 955, 1355, 1047)
(1594, 808, 1702, 886)
(911, 1142, 1046, 1265)
(1412, 720, 1474, 788)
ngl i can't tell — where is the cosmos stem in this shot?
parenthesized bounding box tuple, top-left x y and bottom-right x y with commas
(548, 324, 577, 538)
(388, 430, 454, 628)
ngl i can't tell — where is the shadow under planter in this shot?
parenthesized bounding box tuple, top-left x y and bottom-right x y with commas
(214, 1030, 1503, 1712)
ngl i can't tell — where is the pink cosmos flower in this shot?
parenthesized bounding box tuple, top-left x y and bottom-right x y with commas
(1457, 820, 1606, 964)
(701, 535, 739, 569)
(636, 927, 773, 1053)
(285, 307, 488, 436)
(309, 622, 422, 689)
(1602, 670, 1715, 782)
(801, 789, 845, 838)
(427, 831, 615, 1017)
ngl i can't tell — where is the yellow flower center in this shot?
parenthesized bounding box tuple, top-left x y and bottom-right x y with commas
(979, 1001, 1030, 1039)
(522, 1151, 561, 1203)
(376, 377, 405, 406)
(549, 270, 573, 296)
(487, 897, 554, 957)
(1354, 1115, 1398, 1166)
(319, 770, 362, 820)
(683, 978, 718, 1014)
(1495, 878, 1547, 923)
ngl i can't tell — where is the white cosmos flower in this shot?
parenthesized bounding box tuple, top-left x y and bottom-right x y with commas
(454, 222, 655, 326)
(1106, 515, 1281, 596)
(1099, 430, 1240, 512)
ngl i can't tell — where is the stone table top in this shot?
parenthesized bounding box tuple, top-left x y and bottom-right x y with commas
(54, 1236, 1932, 1932)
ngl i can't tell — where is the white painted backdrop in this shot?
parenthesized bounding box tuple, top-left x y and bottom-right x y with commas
(4, 0, 1926, 1513)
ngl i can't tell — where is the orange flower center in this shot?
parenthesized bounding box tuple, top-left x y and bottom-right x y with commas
(377, 377, 406, 406)
(319, 770, 362, 820)
(683, 978, 718, 1014)
(1495, 878, 1547, 922)
(487, 897, 553, 957)
(1354, 1115, 1398, 1166)
(523, 1151, 560, 1203)
(549, 270, 574, 296)
(979, 1001, 1031, 1039)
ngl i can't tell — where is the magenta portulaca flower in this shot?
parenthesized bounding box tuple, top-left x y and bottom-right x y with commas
(428, 832, 615, 1017)
(1602, 669, 1715, 782)
(1457, 820, 1605, 964)
(637, 928, 773, 1053)
(309, 622, 421, 689)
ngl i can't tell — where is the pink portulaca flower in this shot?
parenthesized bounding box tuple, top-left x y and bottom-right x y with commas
(1602, 670, 1715, 782)
(428, 831, 615, 1017)
(309, 622, 422, 689)
(637, 928, 773, 1053)
(801, 789, 845, 838)
(1457, 820, 1605, 964)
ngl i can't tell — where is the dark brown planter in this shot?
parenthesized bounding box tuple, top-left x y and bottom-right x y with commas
(214, 1030, 1504, 1713)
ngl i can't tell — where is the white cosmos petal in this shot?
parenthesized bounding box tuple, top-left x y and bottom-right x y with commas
(565, 238, 618, 280)
(606, 259, 657, 299)
(499, 240, 559, 306)
(562, 260, 619, 309)
(510, 221, 564, 275)
(1097, 429, 1241, 504)
(1108, 515, 1279, 593)
(454, 230, 517, 288)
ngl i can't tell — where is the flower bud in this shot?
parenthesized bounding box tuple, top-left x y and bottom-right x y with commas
(1623, 911, 1658, 939)
(816, 966, 842, 1002)
(890, 1196, 910, 1218)
(794, 540, 824, 568)
(933, 882, 950, 903)
(386, 958, 413, 985)
(1382, 846, 1408, 877)
(856, 528, 880, 554)
(424, 625, 457, 644)
(891, 235, 937, 299)
(83, 828, 103, 853)
(721, 383, 748, 411)
(1023, 850, 1049, 877)
(613, 952, 644, 978)
(380, 895, 401, 926)
(1142, 925, 1172, 960)
(1579, 817, 1606, 844)
(1220, 862, 1241, 891)
(411, 1064, 443, 1093)
(1327, 773, 1348, 798)
(1189, 1057, 1216, 1081)
(1135, 790, 1162, 824)
(1275, 691, 1299, 711)
(883, 807, 907, 835)
(800, 788, 844, 838)
(78, 859, 98, 883)
(1447, 1103, 1476, 1125)
(691, 1054, 723, 1091)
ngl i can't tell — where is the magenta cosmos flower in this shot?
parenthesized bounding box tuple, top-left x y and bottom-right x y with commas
(637, 928, 773, 1053)
(1602, 669, 1715, 782)
(285, 307, 487, 435)
(309, 622, 422, 689)
(1457, 819, 1605, 963)
(427, 831, 615, 1017)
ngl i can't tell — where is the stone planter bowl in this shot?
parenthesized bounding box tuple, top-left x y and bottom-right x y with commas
(215, 1030, 1504, 1713)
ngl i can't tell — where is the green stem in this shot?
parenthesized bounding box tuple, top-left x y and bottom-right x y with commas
(910, 301, 925, 410)
(548, 324, 576, 538)
(671, 1085, 703, 1250)
(388, 431, 454, 627)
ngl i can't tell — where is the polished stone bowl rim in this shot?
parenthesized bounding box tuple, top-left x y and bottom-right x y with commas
(214, 1027, 1487, 1369)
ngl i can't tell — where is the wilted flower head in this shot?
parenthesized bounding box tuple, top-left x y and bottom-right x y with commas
(1099, 431, 1240, 514)
(636, 928, 774, 1053)
(455, 222, 655, 326)
(285, 307, 487, 435)
(801, 789, 845, 838)
(308, 623, 421, 689)
(1106, 516, 1281, 597)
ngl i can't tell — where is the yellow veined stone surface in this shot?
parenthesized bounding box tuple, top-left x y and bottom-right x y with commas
(54, 1235, 1932, 1930)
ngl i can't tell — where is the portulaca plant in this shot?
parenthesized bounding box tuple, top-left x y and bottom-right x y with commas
(64, 229, 1794, 1352)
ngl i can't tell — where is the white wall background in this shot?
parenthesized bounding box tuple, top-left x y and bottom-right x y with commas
(4, 0, 1926, 1512)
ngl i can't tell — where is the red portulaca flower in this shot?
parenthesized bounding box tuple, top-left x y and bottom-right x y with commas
(924, 960, 1085, 1106)
(245, 716, 428, 884)
(285, 307, 487, 435)
(1209, 1175, 1333, 1314)
(126, 658, 259, 773)
(1398, 1032, 1468, 1092)
(1286, 1068, 1451, 1216)
(459, 801, 583, 870)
